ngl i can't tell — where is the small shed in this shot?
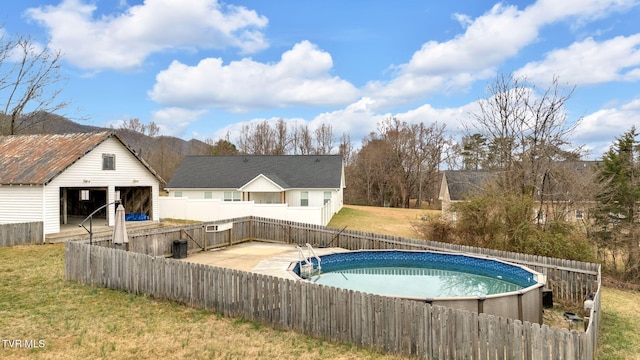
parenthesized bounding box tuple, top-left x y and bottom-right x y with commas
(0, 131, 164, 238)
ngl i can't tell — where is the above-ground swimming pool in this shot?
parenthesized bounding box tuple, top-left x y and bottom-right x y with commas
(291, 249, 545, 323)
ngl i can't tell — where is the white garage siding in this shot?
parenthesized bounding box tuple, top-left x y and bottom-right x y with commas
(0, 185, 44, 225)
(45, 137, 160, 235)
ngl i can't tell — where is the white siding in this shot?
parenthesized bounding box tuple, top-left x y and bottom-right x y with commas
(241, 176, 282, 192)
(45, 138, 160, 234)
(168, 190, 228, 200)
(0, 185, 44, 225)
(159, 198, 329, 225)
(286, 190, 335, 208)
(169, 187, 343, 214)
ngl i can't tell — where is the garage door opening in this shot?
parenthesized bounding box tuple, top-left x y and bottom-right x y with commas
(116, 186, 153, 221)
(60, 188, 107, 226)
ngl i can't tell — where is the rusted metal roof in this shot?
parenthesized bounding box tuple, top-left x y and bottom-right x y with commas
(0, 131, 164, 185)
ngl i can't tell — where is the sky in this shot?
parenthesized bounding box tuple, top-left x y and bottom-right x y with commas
(2, 0, 640, 160)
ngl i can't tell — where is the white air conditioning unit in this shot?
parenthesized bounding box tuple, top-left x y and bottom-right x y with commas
(205, 222, 233, 232)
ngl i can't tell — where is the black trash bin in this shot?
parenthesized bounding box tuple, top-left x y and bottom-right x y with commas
(172, 240, 188, 259)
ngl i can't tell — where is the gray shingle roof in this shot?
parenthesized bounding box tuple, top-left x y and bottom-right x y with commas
(444, 170, 497, 200)
(166, 155, 344, 189)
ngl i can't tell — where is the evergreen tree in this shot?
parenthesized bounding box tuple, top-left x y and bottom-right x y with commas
(592, 126, 640, 280)
(460, 133, 487, 170)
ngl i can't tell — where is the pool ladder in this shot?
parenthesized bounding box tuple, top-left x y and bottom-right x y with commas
(297, 243, 321, 279)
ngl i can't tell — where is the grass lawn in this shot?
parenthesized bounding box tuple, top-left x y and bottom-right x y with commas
(0, 244, 404, 359)
(598, 287, 640, 360)
(327, 204, 439, 239)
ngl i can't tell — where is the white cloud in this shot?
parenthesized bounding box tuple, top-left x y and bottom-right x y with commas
(148, 41, 359, 112)
(516, 35, 640, 84)
(151, 107, 208, 136)
(363, 0, 638, 110)
(404, 4, 536, 76)
(572, 98, 640, 158)
(25, 0, 268, 71)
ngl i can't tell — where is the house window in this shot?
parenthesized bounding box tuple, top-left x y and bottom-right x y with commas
(174, 191, 182, 197)
(265, 193, 278, 204)
(301, 191, 309, 207)
(80, 190, 90, 201)
(224, 191, 241, 201)
(102, 154, 115, 170)
(204, 191, 212, 199)
(576, 209, 584, 220)
(324, 191, 331, 205)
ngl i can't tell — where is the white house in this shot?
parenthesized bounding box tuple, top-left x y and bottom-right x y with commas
(162, 155, 345, 225)
(0, 131, 164, 238)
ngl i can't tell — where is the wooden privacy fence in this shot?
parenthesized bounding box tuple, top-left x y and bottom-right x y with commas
(65, 216, 601, 359)
(65, 241, 601, 360)
(0, 222, 43, 246)
(89, 217, 254, 256)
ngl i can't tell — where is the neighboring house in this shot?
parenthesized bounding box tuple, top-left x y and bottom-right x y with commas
(0, 131, 164, 238)
(439, 170, 497, 222)
(163, 155, 345, 225)
(439, 162, 600, 224)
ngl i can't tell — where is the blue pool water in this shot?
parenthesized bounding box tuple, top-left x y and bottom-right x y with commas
(294, 250, 539, 298)
(308, 267, 521, 298)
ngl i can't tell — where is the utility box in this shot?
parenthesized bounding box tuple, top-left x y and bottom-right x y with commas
(172, 240, 188, 259)
(542, 288, 553, 308)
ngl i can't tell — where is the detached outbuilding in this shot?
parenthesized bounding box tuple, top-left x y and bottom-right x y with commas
(0, 131, 164, 238)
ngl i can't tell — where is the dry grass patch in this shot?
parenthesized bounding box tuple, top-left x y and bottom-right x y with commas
(329, 205, 437, 239)
(0, 244, 406, 360)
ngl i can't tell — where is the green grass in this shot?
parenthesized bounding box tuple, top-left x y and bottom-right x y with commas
(598, 311, 636, 359)
(0, 244, 404, 360)
(597, 287, 640, 360)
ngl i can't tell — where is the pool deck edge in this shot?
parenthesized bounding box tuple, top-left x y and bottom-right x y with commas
(252, 246, 350, 280)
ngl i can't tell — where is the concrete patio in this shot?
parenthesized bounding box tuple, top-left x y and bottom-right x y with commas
(180, 241, 349, 280)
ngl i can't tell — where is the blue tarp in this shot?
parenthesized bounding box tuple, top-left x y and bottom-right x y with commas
(125, 213, 148, 221)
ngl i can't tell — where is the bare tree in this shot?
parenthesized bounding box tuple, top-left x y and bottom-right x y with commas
(0, 31, 67, 135)
(338, 132, 354, 165)
(273, 118, 289, 155)
(354, 134, 395, 206)
(411, 121, 449, 208)
(314, 123, 334, 155)
(293, 123, 314, 155)
(119, 118, 146, 134)
(465, 74, 582, 198)
(146, 121, 160, 137)
(348, 118, 448, 207)
(237, 120, 276, 155)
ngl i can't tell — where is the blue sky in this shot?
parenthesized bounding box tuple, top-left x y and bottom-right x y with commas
(3, 0, 640, 159)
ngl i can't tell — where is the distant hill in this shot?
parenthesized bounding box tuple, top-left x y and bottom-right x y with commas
(3, 112, 215, 182)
